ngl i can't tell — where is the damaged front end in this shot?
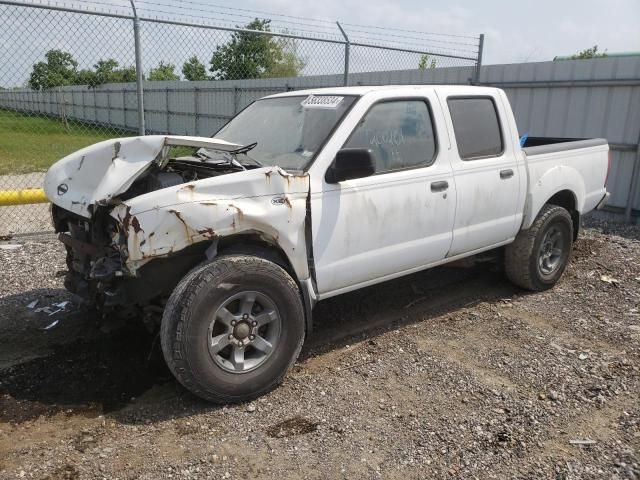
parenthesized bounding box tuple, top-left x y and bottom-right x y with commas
(46, 135, 310, 317)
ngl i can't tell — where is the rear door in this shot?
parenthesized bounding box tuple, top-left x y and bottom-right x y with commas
(310, 93, 456, 296)
(440, 91, 523, 256)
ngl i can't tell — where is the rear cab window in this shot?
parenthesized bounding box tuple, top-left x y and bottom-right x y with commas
(447, 97, 504, 160)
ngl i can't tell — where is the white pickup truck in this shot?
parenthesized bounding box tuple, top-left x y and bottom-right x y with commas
(44, 85, 610, 403)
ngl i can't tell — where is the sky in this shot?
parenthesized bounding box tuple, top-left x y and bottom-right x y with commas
(1, 0, 640, 87)
(242, 0, 640, 64)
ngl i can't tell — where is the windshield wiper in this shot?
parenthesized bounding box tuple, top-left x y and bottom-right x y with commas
(229, 142, 257, 155)
(199, 141, 263, 168)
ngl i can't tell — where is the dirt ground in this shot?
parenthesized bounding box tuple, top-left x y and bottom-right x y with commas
(0, 218, 639, 479)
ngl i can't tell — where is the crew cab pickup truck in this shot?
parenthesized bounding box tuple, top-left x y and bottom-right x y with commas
(44, 85, 610, 403)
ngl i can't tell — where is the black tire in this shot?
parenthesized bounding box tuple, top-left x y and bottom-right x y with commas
(160, 254, 305, 403)
(505, 204, 573, 291)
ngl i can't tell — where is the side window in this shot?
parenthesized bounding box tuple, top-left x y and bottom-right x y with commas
(344, 100, 437, 174)
(447, 97, 503, 160)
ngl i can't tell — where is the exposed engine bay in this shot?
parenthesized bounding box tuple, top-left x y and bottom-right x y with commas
(51, 149, 263, 317)
(44, 134, 311, 323)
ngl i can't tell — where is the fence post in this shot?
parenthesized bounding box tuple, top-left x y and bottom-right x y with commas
(625, 139, 640, 223)
(130, 0, 145, 135)
(336, 22, 350, 87)
(193, 86, 199, 135)
(233, 86, 239, 114)
(473, 33, 484, 85)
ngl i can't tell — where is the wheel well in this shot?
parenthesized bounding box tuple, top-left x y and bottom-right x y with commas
(546, 190, 580, 241)
(217, 233, 295, 277)
(216, 233, 314, 337)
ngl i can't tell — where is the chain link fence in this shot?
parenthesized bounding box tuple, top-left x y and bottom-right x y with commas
(0, 0, 481, 237)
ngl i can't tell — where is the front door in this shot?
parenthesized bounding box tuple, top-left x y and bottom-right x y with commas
(311, 97, 456, 296)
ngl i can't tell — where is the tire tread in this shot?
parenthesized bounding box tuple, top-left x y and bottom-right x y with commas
(505, 204, 573, 291)
(160, 255, 304, 403)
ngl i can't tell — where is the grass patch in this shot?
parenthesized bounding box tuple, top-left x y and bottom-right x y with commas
(0, 109, 131, 175)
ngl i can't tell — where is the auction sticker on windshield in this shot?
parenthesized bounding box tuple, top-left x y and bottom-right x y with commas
(301, 95, 344, 109)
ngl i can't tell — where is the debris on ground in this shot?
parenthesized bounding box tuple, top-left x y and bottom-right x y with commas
(34, 300, 71, 316)
(569, 439, 598, 446)
(600, 274, 620, 285)
(0, 219, 639, 479)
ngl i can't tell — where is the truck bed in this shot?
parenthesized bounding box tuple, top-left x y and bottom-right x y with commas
(522, 137, 608, 156)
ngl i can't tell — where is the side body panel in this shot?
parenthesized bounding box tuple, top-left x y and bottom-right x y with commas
(521, 143, 609, 229)
(307, 88, 457, 296)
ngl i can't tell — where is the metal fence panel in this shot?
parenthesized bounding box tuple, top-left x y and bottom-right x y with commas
(0, 0, 480, 236)
(482, 57, 640, 216)
(2, 0, 639, 236)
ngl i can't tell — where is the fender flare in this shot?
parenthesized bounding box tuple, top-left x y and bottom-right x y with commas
(522, 165, 585, 230)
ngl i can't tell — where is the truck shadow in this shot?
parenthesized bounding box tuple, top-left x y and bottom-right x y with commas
(0, 265, 522, 425)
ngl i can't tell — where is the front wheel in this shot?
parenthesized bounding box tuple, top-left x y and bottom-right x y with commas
(505, 204, 573, 291)
(160, 254, 305, 403)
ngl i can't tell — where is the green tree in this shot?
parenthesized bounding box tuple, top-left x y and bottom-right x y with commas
(418, 54, 437, 70)
(182, 56, 209, 81)
(209, 19, 305, 80)
(570, 45, 607, 59)
(75, 59, 136, 87)
(93, 59, 136, 84)
(28, 49, 78, 90)
(148, 61, 179, 81)
(264, 36, 306, 78)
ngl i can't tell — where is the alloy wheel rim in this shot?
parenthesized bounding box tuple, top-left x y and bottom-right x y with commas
(207, 291, 281, 374)
(538, 226, 565, 276)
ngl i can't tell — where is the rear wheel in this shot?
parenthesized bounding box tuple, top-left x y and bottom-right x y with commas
(160, 254, 305, 403)
(505, 204, 573, 291)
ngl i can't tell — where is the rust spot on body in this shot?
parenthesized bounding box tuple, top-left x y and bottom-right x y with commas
(112, 142, 121, 163)
(228, 204, 244, 220)
(121, 205, 133, 234)
(131, 216, 142, 234)
(169, 209, 193, 244)
(197, 228, 216, 239)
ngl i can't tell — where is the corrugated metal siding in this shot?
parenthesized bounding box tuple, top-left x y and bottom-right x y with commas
(1, 57, 638, 211)
(480, 57, 640, 211)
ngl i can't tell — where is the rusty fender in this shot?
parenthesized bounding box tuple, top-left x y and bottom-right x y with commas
(110, 166, 310, 279)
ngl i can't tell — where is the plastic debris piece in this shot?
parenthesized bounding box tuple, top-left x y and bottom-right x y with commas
(34, 300, 72, 316)
(26, 300, 39, 309)
(42, 320, 60, 330)
(0, 244, 22, 250)
(600, 275, 620, 285)
(569, 439, 596, 445)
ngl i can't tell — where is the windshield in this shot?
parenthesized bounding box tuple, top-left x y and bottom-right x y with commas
(210, 95, 357, 171)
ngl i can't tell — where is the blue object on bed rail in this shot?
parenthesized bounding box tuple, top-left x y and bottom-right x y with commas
(520, 133, 529, 147)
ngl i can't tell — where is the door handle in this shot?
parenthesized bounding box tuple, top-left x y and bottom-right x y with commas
(500, 169, 514, 179)
(430, 180, 449, 192)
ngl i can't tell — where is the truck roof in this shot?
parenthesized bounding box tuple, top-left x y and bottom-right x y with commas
(266, 84, 501, 98)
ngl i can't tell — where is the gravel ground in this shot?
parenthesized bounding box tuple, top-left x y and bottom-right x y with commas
(0, 217, 639, 479)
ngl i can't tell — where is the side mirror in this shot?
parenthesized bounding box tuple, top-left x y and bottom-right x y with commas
(326, 148, 375, 183)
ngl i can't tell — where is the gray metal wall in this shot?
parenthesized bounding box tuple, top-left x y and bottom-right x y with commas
(1, 57, 639, 213)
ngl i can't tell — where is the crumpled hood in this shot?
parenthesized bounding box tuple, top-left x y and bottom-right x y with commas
(44, 135, 241, 218)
